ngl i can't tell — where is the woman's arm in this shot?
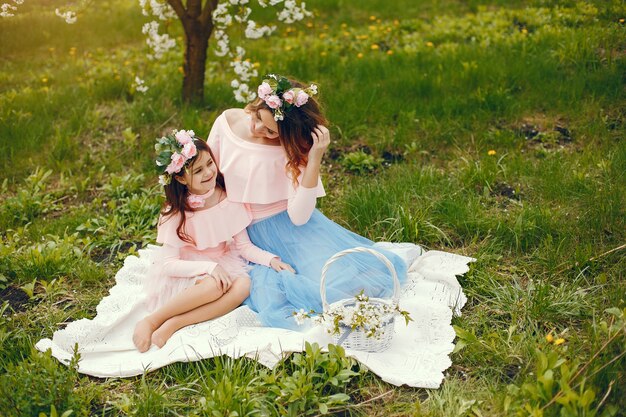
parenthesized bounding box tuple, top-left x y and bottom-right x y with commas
(233, 229, 295, 272)
(286, 125, 330, 225)
(232, 229, 277, 267)
(160, 244, 218, 277)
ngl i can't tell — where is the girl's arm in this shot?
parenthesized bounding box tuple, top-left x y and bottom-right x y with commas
(286, 125, 331, 226)
(160, 244, 218, 278)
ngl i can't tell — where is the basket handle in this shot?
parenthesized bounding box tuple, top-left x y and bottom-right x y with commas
(320, 247, 400, 312)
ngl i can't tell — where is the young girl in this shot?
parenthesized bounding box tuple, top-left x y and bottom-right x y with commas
(207, 74, 408, 330)
(132, 130, 293, 352)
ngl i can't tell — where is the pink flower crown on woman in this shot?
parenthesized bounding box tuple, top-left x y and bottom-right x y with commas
(154, 129, 198, 186)
(257, 74, 318, 121)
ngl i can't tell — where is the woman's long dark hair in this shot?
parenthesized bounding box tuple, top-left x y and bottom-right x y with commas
(245, 77, 327, 184)
(160, 138, 224, 245)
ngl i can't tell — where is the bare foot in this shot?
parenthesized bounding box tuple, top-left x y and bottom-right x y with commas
(133, 317, 158, 352)
(151, 318, 182, 348)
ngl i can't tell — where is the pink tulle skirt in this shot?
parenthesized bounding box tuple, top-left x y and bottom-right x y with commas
(144, 244, 250, 311)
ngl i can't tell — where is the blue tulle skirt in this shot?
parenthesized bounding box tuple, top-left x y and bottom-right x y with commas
(244, 209, 407, 330)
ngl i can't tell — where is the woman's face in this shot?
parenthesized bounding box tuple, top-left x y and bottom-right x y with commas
(250, 108, 280, 141)
(179, 150, 218, 195)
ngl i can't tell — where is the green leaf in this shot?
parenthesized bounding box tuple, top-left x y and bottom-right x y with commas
(318, 403, 328, 414)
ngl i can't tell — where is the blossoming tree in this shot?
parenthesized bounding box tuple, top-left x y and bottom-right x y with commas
(1, 0, 310, 104)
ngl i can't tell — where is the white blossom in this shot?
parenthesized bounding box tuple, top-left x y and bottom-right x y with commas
(244, 20, 275, 39)
(142, 21, 176, 60)
(55, 8, 77, 24)
(133, 76, 149, 93)
(0, 3, 17, 17)
(277, 0, 310, 23)
(138, 0, 175, 20)
(234, 6, 251, 23)
(293, 309, 308, 326)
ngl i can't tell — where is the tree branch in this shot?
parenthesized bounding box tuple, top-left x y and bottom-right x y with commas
(166, 0, 187, 23)
(188, 0, 202, 18)
(199, 0, 218, 29)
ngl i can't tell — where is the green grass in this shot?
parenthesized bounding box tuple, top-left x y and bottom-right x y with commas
(1, 0, 625, 415)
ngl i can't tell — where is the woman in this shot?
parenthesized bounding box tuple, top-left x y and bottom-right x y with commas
(207, 74, 407, 330)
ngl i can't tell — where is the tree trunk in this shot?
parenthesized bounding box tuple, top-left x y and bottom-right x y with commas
(182, 25, 210, 105)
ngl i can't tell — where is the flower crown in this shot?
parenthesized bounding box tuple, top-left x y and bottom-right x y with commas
(257, 74, 318, 121)
(154, 129, 198, 186)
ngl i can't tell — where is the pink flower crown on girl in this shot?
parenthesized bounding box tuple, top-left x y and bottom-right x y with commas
(257, 74, 318, 121)
(154, 129, 198, 186)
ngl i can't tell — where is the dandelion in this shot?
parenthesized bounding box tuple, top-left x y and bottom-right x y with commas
(343, 31, 350, 36)
(370, 44, 379, 50)
(620, 18, 625, 24)
(41, 77, 48, 83)
(320, 51, 327, 56)
(488, 149, 496, 156)
(426, 41, 434, 47)
(386, 50, 394, 55)
(357, 52, 363, 58)
(319, 33, 327, 39)
(341, 23, 347, 28)
(48, 47, 55, 53)
(178, 66, 184, 74)
(69, 47, 77, 56)
(545, 333, 554, 343)
(368, 25, 377, 31)
(306, 22, 313, 28)
(521, 28, 528, 35)
(369, 15, 376, 21)
(554, 338, 565, 345)
(393, 19, 400, 25)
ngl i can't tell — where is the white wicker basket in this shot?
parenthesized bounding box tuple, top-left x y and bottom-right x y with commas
(320, 247, 401, 353)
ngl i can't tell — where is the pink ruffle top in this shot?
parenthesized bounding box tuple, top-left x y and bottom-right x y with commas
(207, 109, 325, 223)
(157, 199, 250, 252)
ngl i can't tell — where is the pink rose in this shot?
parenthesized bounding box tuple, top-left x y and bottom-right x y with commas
(175, 130, 193, 145)
(282, 90, 295, 104)
(187, 194, 204, 209)
(257, 82, 272, 99)
(181, 142, 197, 159)
(165, 152, 185, 174)
(295, 91, 309, 107)
(265, 94, 282, 109)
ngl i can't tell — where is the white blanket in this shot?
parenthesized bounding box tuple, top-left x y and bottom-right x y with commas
(36, 243, 474, 388)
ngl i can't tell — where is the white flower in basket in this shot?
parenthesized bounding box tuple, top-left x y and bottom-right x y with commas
(295, 247, 412, 353)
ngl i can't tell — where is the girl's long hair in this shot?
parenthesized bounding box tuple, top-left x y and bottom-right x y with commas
(245, 77, 327, 184)
(160, 138, 224, 245)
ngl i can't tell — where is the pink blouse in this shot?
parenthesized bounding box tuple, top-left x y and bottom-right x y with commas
(156, 199, 277, 278)
(207, 109, 325, 224)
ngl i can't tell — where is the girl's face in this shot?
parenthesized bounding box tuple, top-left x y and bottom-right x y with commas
(178, 150, 218, 195)
(250, 108, 279, 141)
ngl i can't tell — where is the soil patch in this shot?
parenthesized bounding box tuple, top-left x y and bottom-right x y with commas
(0, 286, 30, 313)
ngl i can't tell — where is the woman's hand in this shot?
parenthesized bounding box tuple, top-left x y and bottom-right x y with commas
(270, 257, 296, 273)
(308, 125, 330, 162)
(210, 264, 233, 292)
